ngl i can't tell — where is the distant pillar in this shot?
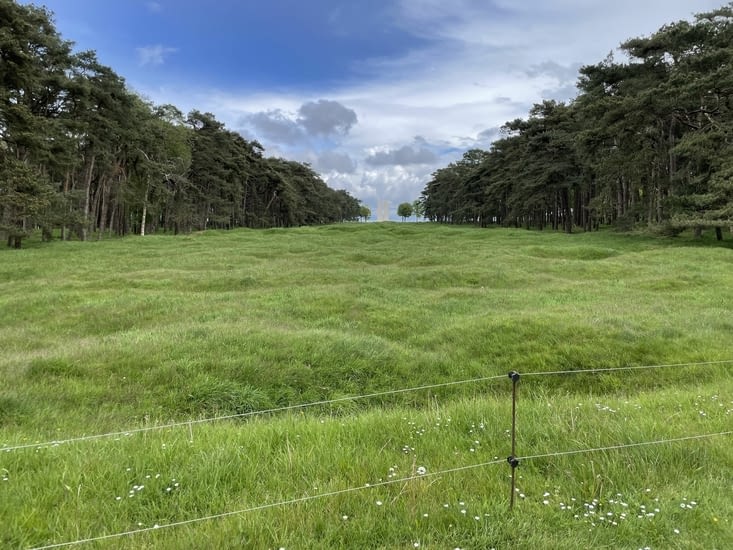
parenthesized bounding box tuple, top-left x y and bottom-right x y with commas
(377, 200, 390, 221)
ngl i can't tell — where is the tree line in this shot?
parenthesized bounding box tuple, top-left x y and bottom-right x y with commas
(421, 4, 733, 237)
(0, 0, 364, 248)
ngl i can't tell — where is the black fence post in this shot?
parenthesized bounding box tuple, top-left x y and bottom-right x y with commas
(507, 371, 521, 510)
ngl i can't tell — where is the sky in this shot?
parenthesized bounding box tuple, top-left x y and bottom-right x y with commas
(27, 0, 724, 219)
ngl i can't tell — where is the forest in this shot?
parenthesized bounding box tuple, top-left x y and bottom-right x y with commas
(0, 0, 364, 248)
(421, 4, 733, 237)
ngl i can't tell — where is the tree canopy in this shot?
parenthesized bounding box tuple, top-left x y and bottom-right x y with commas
(397, 202, 413, 221)
(420, 3, 733, 237)
(0, 0, 363, 247)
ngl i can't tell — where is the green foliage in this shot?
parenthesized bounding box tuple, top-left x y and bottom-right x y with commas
(397, 201, 413, 220)
(359, 204, 371, 222)
(421, 4, 733, 235)
(0, 157, 55, 247)
(411, 199, 424, 221)
(0, 1, 361, 247)
(422, 149, 489, 225)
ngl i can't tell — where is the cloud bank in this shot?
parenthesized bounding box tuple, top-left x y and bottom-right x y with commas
(128, 0, 721, 218)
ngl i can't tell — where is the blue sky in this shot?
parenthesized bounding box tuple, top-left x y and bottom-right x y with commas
(28, 0, 724, 218)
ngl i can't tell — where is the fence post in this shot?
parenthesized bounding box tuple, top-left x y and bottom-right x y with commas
(507, 371, 521, 510)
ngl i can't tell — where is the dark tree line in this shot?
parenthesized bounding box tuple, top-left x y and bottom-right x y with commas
(421, 4, 733, 237)
(0, 1, 362, 248)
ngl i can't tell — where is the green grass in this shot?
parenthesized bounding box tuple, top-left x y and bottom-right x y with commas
(1, 223, 732, 548)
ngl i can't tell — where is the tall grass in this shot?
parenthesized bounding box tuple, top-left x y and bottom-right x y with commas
(1, 224, 732, 548)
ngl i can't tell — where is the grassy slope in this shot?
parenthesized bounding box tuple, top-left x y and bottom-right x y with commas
(1, 224, 732, 548)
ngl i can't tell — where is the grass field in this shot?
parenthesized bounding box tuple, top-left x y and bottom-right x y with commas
(1, 223, 732, 549)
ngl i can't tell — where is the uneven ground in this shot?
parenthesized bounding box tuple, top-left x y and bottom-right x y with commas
(1, 224, 731, 549)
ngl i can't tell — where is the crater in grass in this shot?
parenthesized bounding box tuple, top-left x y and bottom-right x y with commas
(183, 377, 273, 416)
(525, 246, 620, 261)
(638, 275, 706, 292)
(347, 252, 399, 266)
(26, 358, 87, 380)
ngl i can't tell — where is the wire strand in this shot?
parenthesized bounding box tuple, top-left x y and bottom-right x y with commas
(5, 359, 733, 453)
(3, 374, 508, 452)
(519, 431, 733, 461)
(520, 359, 733, 378)
(27, 458, 507, 550)
(26, 430, 733, 549)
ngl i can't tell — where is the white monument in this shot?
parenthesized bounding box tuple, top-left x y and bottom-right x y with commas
(376, 200, 390, 222)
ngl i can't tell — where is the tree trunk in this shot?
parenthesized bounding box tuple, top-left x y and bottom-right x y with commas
(90, 176, 105, 237)
(668, 119, 677, 197)
(98, 179, 109, 240)
(656, 185, 663, 223)
(140, 177, 150, 237)
(108, 203, 117, 238)
(81, 154, 95, 241)
(647, 172, 655, 226)
(621, 177, 628, 216)
(715, 227, 723, 241)
(62, 171, 70, 241)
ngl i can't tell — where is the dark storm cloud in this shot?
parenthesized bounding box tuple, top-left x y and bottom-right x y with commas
(365, 145, 438, 166)
(245, 110, 304, 144)
(297, 99, 358, 136)
(243, 100, 358, 147)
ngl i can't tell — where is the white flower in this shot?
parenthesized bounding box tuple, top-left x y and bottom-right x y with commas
(416, 466, 427, 475)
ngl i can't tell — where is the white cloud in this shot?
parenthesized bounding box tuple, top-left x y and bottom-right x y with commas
(133, 0, 722, 217)
(136, 45, 177, 66)
(146, 2, 162, 13)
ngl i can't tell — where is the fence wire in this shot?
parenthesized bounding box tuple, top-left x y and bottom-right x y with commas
(26, 430, 732, 550)
(4, 359, 732, 453)
(520, 359, 733, 378)
(4, 374, 509, 452)
(518, 431, 733, 461)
